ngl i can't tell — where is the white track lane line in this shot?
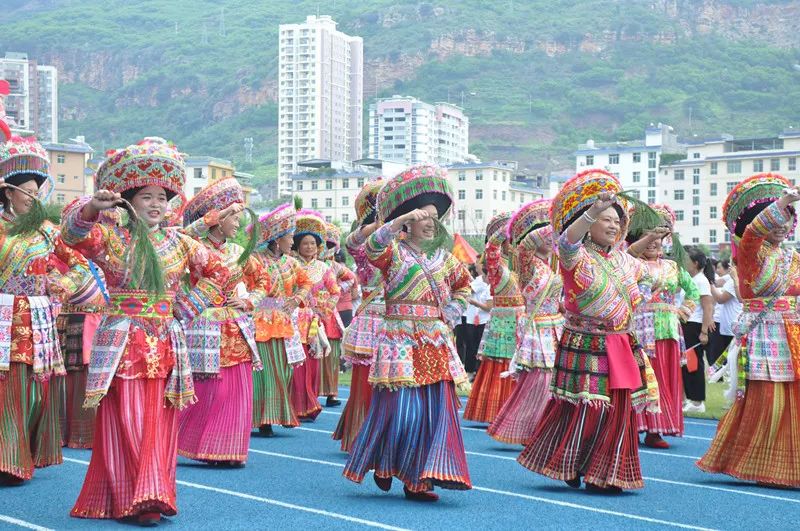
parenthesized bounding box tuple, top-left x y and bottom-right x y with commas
(683, 420, 718, 427)
(462, 451, 800, 504)
(243, 451, 716, 529)
(0, 515, 53, 531)
(639, 449, 702, 460)
(290, 426, 799, 503)
(62, 457, 407, 530)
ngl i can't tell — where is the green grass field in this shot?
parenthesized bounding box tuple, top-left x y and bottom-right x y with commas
(337, 371, 730, 420)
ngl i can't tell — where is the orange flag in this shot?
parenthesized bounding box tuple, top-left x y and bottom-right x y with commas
(451, 233, 478, 264)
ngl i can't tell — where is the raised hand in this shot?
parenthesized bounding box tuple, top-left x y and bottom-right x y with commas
(219, 202, 245, 219)
(588, 192, 617, 217)
(90, 189, 122, 211)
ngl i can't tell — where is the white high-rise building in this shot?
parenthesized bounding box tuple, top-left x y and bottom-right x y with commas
(278, 15, 363, 196)
(368, 96, 469, 165)
(0, 52, 58, 142)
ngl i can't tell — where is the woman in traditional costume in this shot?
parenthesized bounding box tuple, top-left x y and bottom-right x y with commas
(517, 169, 660, 493)
(333, 178, 384, 452)
(251, 204, 310, 437)
(55, 234, 109, 450)
(319, 223, 354, 407)
(488, 199, 563, 445)
(697, 173, 800, 488)
(0, 130, 90, 485)
(463, 212, 523, 424)
(177, 177, 270, 466)
(290, 210, 340, 420)
(627, 204, 699, 449)
(65, 138, 229, 525)
(343, 165, 473, 502)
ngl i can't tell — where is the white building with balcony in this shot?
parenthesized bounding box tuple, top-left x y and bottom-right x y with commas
(447, 162, 544, 236)
(660, 129, 800, 247)
(0, 52, 58, 142)
(368, 96, 469, 166)
(574, 123, 684, 205)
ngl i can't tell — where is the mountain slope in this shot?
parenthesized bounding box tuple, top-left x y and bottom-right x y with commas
(2, 0, 799, 185)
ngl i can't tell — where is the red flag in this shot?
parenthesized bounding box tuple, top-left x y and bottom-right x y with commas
(684, 343, 702, 373)
(451, 233, 478, 264)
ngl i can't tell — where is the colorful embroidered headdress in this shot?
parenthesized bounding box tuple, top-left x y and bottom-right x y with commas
(258, 203, 296, 247)
(0, 133, 51, 191)
(652, 203, 677, 228)
(485, 211, 511, 241)
(355, 178, 384, 225)
(294, 209, 326, 246)
(96, 137, 186, 203)
(377, 165, 453, 222)
(550, 169, 628, 242)
(508, 199, 551, 245)
(325, 222, 342, 250)
(723, 173, 793, 238)
(182, 176, 244, 226)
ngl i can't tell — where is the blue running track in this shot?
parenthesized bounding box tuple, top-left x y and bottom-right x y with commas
(2, 386, 798, 530)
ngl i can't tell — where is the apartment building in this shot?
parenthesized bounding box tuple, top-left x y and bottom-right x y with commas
(574, 123, 684, 204)
(42, 140, 94, 205)
(660, 130, 800, 247)
(368, 96, 469, 166)
(0, 52, 58, 142)
(278, 15, 363, 195)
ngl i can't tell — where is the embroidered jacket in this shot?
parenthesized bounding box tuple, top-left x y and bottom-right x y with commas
(61, 197, 229, 408)
(0, 212, 91, 378)
(735, 201, 800, 382)
(366, 223, 471, 388)
(182, 212, 272, 373)
(296, 256, 342, 342)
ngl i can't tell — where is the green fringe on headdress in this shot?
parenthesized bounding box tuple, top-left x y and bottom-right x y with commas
(125, 215, 165, 294)
(293, 195, 303, 211)
(237, 208, 260, 266)
(618, 190, 689, 272)
(618, 190, 663, 240)
(420, 217, 454, 256)
(666, 232, 689, 272)
(8, 198, 47, 237)
(44, 203, 63, 224)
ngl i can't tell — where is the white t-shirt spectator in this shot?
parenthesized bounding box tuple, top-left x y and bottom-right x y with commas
(465, 276, 491, 326)
(713, 273, 730, 323)
(717, 276, 742, 337)
(689, 272, 712, 324)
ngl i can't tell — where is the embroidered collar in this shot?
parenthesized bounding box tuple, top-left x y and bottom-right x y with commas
(207, 231, 226, 250)
(584, 238, 611, 256)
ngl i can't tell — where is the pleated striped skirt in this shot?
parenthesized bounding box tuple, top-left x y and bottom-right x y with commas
(0, 362, 63, 481)
(62, 367, 96, 449)
(636, 339, 684, 436)
(71, 378, 178, 519)
(487, 368, 552, 445)
(343, 380, 472, 493)
(252, 339, 298, 428)
(319, 339, 341, 397)
(332, 363, 372, 452)
(463, 357, 516, 424)
(290, 346, 322, 420)
(518, 390, 643, 490)
(697, 379, 800, 487)
(178, 362, 253, 463)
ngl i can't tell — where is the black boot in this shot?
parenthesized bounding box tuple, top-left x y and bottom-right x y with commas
(326, 396, 341, 407)
(259, 424, 275, 437)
